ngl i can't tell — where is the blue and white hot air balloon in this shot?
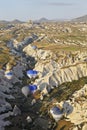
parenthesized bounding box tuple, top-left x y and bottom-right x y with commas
(21, 85, 37, 97)
(27, 70, 38, 78)
(28, 85, 37, 94)
(33, 70, 38, 78)
(5, 71, 13, 79)
(50, 106, 63, 122)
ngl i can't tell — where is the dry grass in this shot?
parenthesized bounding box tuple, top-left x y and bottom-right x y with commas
(0, 21, 87, 68)
(0, 42, 16, 69)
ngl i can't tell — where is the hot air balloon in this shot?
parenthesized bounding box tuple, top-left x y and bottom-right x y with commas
(50, 106, 63, 122)
(27, 70, 38, 78)
(28, 85, 37, 94)
(5, 71, 13, 79)
(33, 70, 38, 78)
(21, 86, 30, 97)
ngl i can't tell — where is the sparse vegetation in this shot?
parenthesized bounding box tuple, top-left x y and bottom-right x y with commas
(40, 76, 87, 114)
(0, 21, 87, 130)
(0, 42, 16, 69)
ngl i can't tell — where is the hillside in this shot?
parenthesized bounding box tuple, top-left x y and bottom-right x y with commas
(0, 21, 87, 130)
(72, 15, 87, 22)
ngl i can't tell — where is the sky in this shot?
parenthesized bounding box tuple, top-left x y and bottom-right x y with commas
(0, 0, 87, 21)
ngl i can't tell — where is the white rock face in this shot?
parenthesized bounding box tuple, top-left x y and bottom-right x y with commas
(24, 45, 87, 94)
(34, 61, 87, 94)
(0, 112, 13, 130)
(13, 105, 21, 116)
(72, 127, 78, 130)
(82, 124, 87, 130)
(23, 44, 53, 60)
(24, 43, 87, 90)
(0, 70, 14, 114)
(61, 84, 87, 125)
(50, 84, 87, 127)
(1, 43, 86, 129)
(0, 100, 12, 113)
(0, 61, 27, 129)
(0, 70, 15, 129)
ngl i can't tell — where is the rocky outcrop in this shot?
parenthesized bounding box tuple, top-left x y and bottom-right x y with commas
(0, 70, 14, 129)
(63, 84, 87, 126)
(23, 44, 87, 95)
(4, 41, 87, 129)
(23, 44, 53, 60)
(34, 61, 87, 94)
(50, 84, 87, 129)
(0, 112, 13, 130)
(0, 61, 27, 129)
(23, 44, 87, 66)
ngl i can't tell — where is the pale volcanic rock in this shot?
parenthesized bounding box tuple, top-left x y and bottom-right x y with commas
(23, 44, 53, 60)
(64, 85, 87, 125)
(82, 124, 87, 130)
(34, 62, 87, 93)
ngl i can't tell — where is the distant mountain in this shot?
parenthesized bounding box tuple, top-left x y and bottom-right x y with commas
(39, 17, 49, 22)
(34, 17, 50, 23)
(0, 20, 9, 24)
(34, 17, 70, 23)
(0, 19, 24, 25)
(11, 19, 24, 24)
(72, 15, 87, 22)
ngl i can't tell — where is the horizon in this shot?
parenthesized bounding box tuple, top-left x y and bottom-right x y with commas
(0, 0, 87, 21)
(0, 14, 87, 22)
